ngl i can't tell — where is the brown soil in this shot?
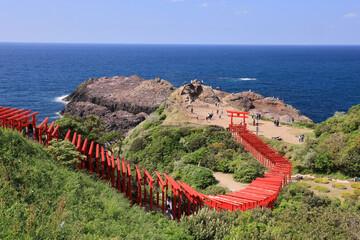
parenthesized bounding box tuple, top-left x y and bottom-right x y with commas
(213, 172, 249, 192)
(165, 100, 313, 145)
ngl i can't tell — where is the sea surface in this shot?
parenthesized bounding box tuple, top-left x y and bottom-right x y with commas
(0, 43, 360, 123)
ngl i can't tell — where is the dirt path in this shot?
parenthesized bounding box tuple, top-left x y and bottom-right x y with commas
(213, 172, 248, 192)
(174, 100, 313, 145)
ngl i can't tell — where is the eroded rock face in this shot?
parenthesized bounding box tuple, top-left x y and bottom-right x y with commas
(62, 75, 176, 133)
(170, 83, 313, 123)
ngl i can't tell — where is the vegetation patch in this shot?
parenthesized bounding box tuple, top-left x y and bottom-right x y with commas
(314, 178, 329, 184)
(122, 118, 266, 188)
(289, 104, 360, 177)
(314, 186, 330, 193)
(354, 189, 360, 196)
(332, 183, 347, 189)
(182, 183, 360, 239)
(351, 183, 360, 189)
(341, 192, 356, 199)
(296, 182, 311, 188)
(0, 129, 190, 239)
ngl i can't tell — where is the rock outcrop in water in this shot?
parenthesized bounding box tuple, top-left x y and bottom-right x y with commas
(62, 75, 176, 133)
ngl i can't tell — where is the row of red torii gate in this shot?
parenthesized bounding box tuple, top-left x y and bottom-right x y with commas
(0, 106, 292, 220)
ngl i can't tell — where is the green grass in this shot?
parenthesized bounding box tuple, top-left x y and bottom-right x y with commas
(296, 182, 311, 188)
(332, 183, 347, 189)
(0, 129, 191, 239)
(314, 178, 329, 184)
(314, 186, 330, 192)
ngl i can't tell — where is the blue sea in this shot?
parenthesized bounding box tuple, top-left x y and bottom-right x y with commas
(0, 43, 360, 123)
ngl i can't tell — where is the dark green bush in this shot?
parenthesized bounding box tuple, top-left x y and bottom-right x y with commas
(233, 161, 265, 183)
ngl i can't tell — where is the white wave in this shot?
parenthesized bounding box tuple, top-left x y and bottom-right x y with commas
(54, 94, 69, 104)
(217, 77, 257, 81)
(50, 111, 63, 120)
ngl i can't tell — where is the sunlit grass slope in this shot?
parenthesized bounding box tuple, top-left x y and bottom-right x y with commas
(0, 129, 190, 239)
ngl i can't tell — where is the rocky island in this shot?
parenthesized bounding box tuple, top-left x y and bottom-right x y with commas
(62, 75, 313, 134)
(62, 75, 175, 133)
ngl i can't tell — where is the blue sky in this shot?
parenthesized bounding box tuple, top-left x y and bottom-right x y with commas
(0, 0, 359, 45)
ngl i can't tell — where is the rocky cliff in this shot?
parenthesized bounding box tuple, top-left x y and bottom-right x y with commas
(62, 75, 176, 133)
(166, 83, 313, 123)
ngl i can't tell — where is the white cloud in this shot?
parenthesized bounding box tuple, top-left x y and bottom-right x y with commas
(343, 13, 357, 18)
(170, 0, 184, 2)
(201, 3, 209, 7)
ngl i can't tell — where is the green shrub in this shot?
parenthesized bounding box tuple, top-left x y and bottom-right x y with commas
(183, 147, 209, 165)
(202, 185, 229, 195)
(297, 182, 311, 188)
(174, 165, 216, 189)
(342, 192, 356, 199)
(354, 189, 360, 196)
(233, 162, 265, 183)
(181, 208, 239, 240)
(314, 178, 329, 184)
(46, 139, 84, 167)
(314, 186, 330, 193)
(351, 183, 360, 189)
(332, 183, 347, 189)
(159, 113, 167, 120)
(129, 137, 147, 152)
(98, 132, 124, 145)
(314, 153, 333, 174)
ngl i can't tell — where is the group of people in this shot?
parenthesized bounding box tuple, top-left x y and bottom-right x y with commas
(274, 119, 280, 127)
(252, 113, 262, 120)
(298, 134, 305, 142)
(206, 112, 214, 121)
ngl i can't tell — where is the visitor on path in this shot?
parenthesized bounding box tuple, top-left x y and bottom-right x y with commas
(276, 120, 280, 127)
(274, 120, 277, 127)
(206, 113, 210, 122)
(190, 107, 193, 113)
(299, 135, 302, 143)
(253, 119, 256, 126)
(196, 115, 199, 123)
(166, 204, 174, 220)
(217, 109, 219, 115)
(301, 134, 305, 142)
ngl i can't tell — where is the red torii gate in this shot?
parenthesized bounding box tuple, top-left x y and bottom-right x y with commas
(227, 110, 250, 127)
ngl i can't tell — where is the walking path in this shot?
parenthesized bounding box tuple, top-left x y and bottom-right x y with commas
(213, 172, 248, 192)
(165, 100, 313, 145)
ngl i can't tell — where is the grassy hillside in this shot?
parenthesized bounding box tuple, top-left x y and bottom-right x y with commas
(290, 105, 360, 177)
(0, 129, 190, 239)
(121, 107, 265, 193)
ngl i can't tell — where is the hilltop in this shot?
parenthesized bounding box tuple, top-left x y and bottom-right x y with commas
(62, 77, 313, 140)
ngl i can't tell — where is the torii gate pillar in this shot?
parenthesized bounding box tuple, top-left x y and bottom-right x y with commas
(227, 110, 250, 127)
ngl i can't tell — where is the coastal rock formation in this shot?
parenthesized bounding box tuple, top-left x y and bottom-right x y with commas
(224, 92, 313, 123)
(62, 75, 176, 133)
(166, 83, 313, 123)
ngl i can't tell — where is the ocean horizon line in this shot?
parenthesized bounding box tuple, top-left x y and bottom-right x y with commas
(1, 41, 360, 47)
